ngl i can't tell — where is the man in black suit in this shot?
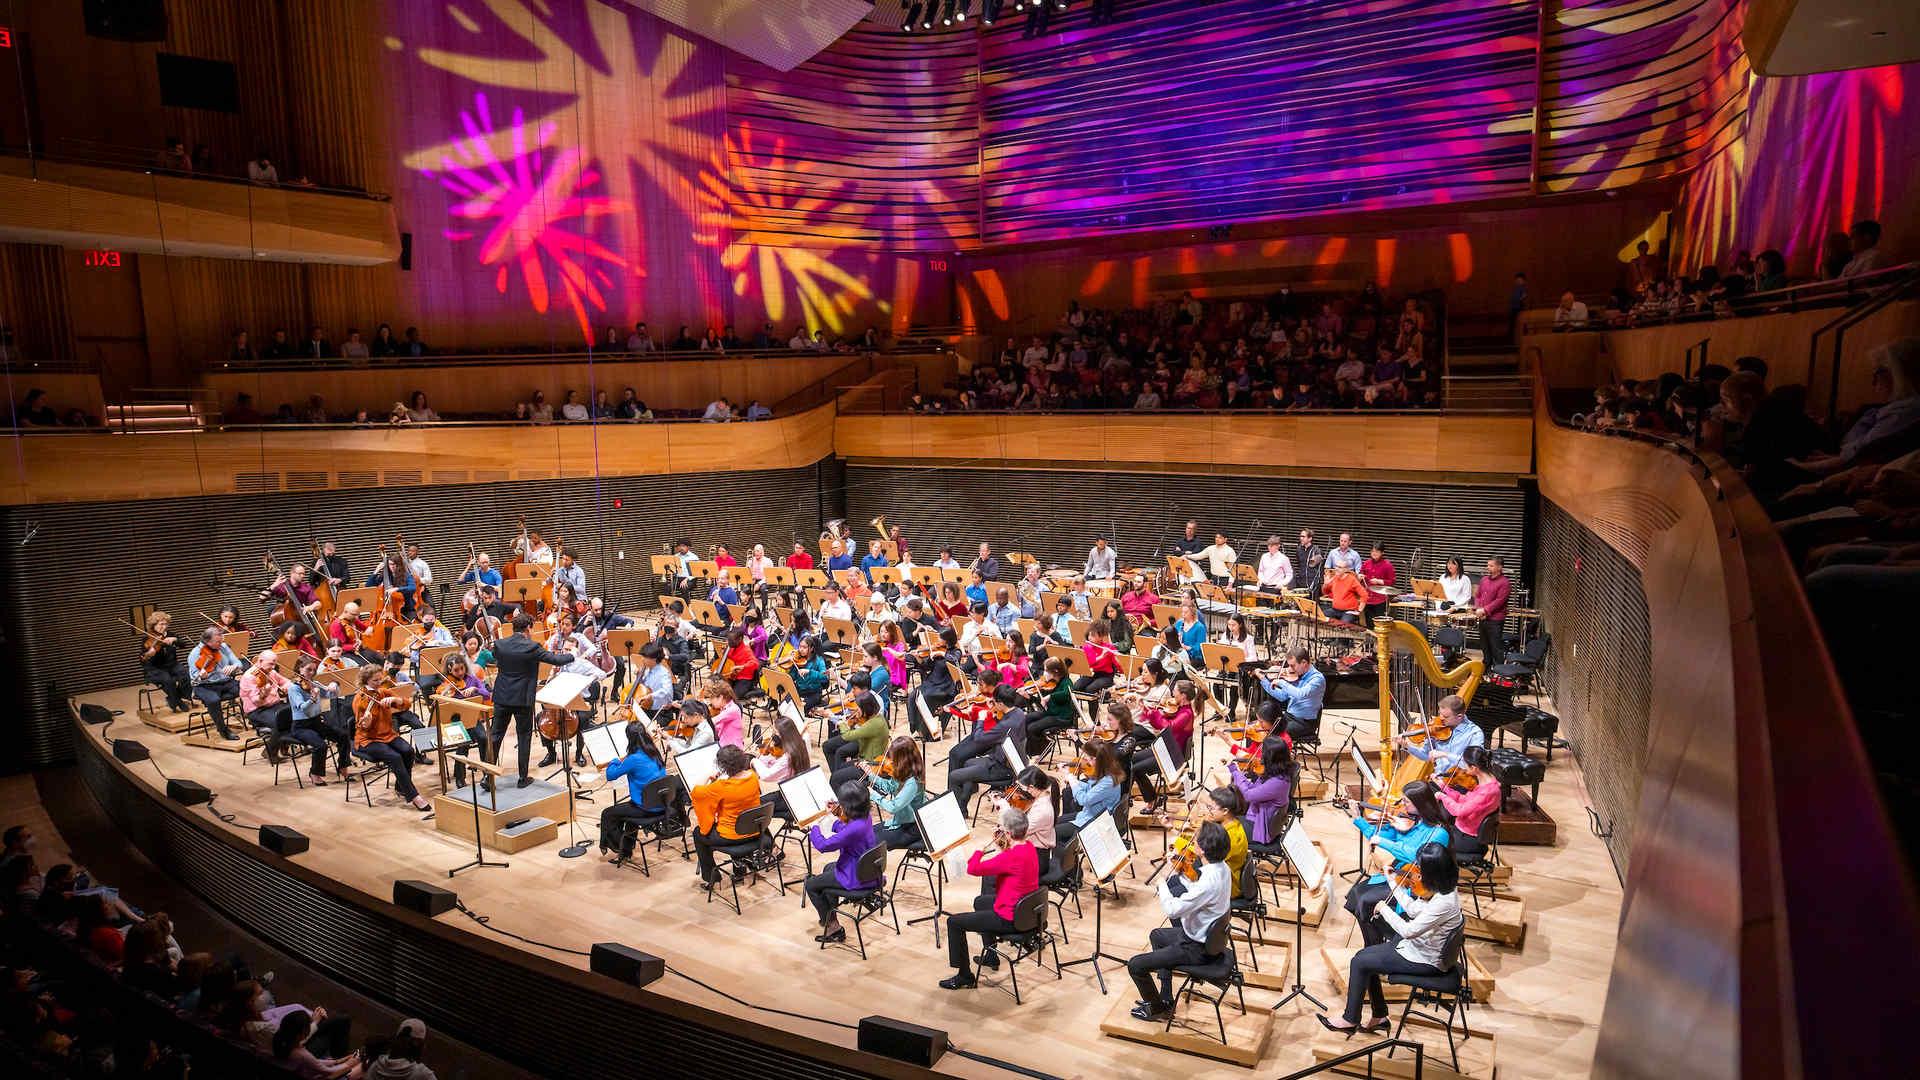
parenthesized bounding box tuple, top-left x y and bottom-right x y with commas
(487, 613, 576, 788)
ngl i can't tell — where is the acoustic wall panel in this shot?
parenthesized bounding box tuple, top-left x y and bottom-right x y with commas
(841, 464, 1527, 592)
(0, 465, 828, 769)
(1536, 499, 1651, 880)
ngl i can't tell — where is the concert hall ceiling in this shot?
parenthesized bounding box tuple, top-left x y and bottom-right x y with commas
(375, 0, 1749, 341)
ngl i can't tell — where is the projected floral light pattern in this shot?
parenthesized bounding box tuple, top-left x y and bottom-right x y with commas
(428, 93, 629, 343)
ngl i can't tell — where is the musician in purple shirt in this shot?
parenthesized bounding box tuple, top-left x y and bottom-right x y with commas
(804, 781, 883, 945)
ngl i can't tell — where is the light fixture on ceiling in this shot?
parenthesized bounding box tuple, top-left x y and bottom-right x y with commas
(902, 2, 922, 30)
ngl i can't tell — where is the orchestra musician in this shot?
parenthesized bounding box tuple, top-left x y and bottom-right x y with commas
(947, 686, 1034, 817)
(985, 587, 1020, 636)
(1343, 781, 1451, 946)
(870, 737, 926, 849)
(1057, 736, 1127, 849)
(1195, 786, 1250, 898)
(1173, 519, 1206, 558)
(1295, 529, 1325, 600)
(1439, 556, 1474, 609)
(1437, 747, 1501, 858)
(655, 601, 697, 687)
(670, 539, 697, 596)
(785, 541, 815, 571)
(931, 546, 961, 572)
(938, 804, 1038, 991)
(550, 547, 587, 606)
(818, 585, 854, 628)
(405, 608, 455, 694)
(1015, 563, 1045, 620)
(744, 543, 774, 596)
(1074, 622, 1120, 699)
(327, 601, 377, 664)
(822, 690, 889, 786)
(214, 606, 249, 634)
(1023, 657, 1076, 744)
(458, 551, 502, 596)
(956, 603, 1004, 671)
(785, 637, 830, 711)
(1216, 613, 1262, 719)
(1391, 694, 1485, 780)
(405, 542, 432, 593)
(1085, 537, 1117, 580)
(1257, 646, 1325, 743)
(1120, 657, 1175, 713)
(1174, 598, 1207, 665)
(660, 700, 716, 757)
(906, 628, 960, 741)
(965, 568, 991, 608)
(1098, 602, 1134, 653)
(238, 650, 294, 741)
(1470, 556, 1511, 665)
(1361, 543, 1397, 623)
(365, 550, 417, 621)
(187, 626, 245, 741)
(934, 582, 970, 623)
(435, 653, 492, 788)
(969, 542, 998, 584)
(260, 564, 323, 623)
(1320, 844, 1463, 1036)
(1120, 573, 1160, 630)
(1229, 736, 1297, 855)
(825, 538, 854, 574)
(457, 632, 494, 675)
(1257, 535, 1295, 592)
(286, 655, 352, 784)
(993, 766, 1057, 875)
(715, 628, 759, 700)
(1124, 820, 1231, 1021)
(1324, 532, 1365, 580)
(140, 611, 191, 714)
(514, 528, 555, 569)
(314, 540, 349, 591)
(1323, 564, 1368, 624)
(485, 613, 576, 789)
(275, 621, 322, 661)
(802, 781, 883, 946)
(753, 715, 810, 786)
(702, 681, 746, 750)
(351, 670, 435, 813)
(596, 722, 669, 864)
(690, 744, 763, 891)
(1135, 681, 1197, 802)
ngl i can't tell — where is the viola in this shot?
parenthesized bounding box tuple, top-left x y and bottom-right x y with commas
(1167, 829, 1202, 881)
(662, 710, 702, 741)
(1392, 861, 1433, 899)
(1003, 783, 1036, 812)
(194, 645, 221, 678)
(1071, 757, 1097, 780)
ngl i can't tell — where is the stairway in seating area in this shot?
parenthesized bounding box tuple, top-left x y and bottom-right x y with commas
(106, 400, 206, 433)
(1444, 330, 1531, 412)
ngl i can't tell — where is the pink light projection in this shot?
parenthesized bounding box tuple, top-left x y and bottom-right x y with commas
(428, 92, 631, 344)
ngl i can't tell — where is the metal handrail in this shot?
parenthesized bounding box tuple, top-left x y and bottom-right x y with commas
(1805, 264, 1920, 424)
(1523, 261, 1917, 336)
(1274, 1039, 1426, 1080)
(211, 345, 930, 373)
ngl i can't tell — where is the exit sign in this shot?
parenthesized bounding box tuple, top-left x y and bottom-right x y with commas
(928, 258, 948, 271)
(0, 27, 12, 49)
(83, 249, 123, 269)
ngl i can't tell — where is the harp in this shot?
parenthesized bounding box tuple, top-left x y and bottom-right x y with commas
(1374, 619, 1483, 797)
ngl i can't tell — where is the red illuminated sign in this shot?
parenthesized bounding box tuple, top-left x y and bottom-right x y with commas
(83, 250, 123, 269)
(0, 27, 13, 49)
(928, 258, 949, 271)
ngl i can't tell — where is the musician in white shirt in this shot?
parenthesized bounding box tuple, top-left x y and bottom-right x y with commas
(955, 603, 1004, 665)
(1438, 557, 1474, 608)
(1126, 820, 1233, 1020)
(1196, 532, 1238, 585)
(1322, 843, 1464, 1034)
(405, 542, 433, 588)
(931, 547, 961, 571)
(1084, 538, 1117, 580)
(745, 544, 774, 591)
(818, 587, 854, 625)
(1256, 535, 1294, 591)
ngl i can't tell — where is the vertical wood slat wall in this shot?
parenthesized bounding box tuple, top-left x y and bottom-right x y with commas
(0, 464, 830, 769)
(1536, 500, 1651, 880)
(841, 464, 1527, 592)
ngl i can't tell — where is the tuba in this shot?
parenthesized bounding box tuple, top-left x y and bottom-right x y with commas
(870, 515, 891, 543)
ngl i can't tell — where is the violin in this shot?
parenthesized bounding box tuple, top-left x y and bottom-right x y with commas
(193, 644, 222, 678)
(661, 709, 702, 741)
(758, 731, 784, 758)
(1070, 755, 1098, 780)
(1443, 768, 1481, 792)
(1392, 860, 1433, 899)
(1167, 829, 1202, 881)
(860, 756, 896, 780)
(1002, 783, 1036, 812)
(354, 685, 402, 743)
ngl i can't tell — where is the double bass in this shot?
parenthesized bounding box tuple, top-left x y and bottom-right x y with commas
(364, 540, 409, 652)
(308, 540, 340, 622)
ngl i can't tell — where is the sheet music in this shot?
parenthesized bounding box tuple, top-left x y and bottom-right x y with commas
(780, 767, 837, 825)
(915, 692, 936, 731)
(915, 791, 969, 854)
(1151, 733, 1182, 782)
(675, 743, 724, 790)
(941, 844, 974, 884)
(1078, 812, 1130, 882)
(1000, 735, 1026, 775)
(437, 722, 472, 750)
(582, 724, 624, 769)
(777, 698, 806, 729)
(1350, 743, 1381, 791)
(1281, 819, 1327, 889)
(537, 670, 596, 709)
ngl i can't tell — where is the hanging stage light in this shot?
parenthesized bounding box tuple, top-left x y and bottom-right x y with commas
(941, 0, 955, 26)
(903, 2, 923, 31)
(956, 0, 972, 22)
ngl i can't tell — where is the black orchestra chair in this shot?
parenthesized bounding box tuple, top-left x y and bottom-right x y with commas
(342, 749, 396, 808)
(1387, 922, 1472, 1071)
(612, 776, 684, 877)
(263, 731, 313, 789)
(705, 803, 786, 915)
(1450, 814, 1503, 918)
(1164, 915, 1246, 1045)
(1041, 838, 1084, 937)
(815, 844, 900, 960)
(1226, 856, 1267, 971)
(979, 888, 1062, 1006)
(1488, 633, 1550, 703)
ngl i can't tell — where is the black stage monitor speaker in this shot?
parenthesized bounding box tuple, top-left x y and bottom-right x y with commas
(166, 778, 211, 806)
(79, 703, 117, 725)
(259, 825, 309, 856)
(393, 879, 456, 917)
(589, 943, 664, 987)
(858, 1016, 947, 1067)
(111, 739, 150, 763)
(84, 0, 168, 42)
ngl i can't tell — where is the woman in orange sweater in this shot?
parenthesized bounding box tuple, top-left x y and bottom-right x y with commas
(690, 745, 764, 889)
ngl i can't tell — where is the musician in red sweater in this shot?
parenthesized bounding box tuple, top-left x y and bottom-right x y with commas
(940, 805, 1040, 990)
(785, 542, 816, 570)
(1470, 557, 1511, 665)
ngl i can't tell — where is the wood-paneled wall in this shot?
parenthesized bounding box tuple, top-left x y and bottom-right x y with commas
(1524, 299, 1920, 418)
(199, 352, 857, 419)
(1534, 382, 1913, 1079)
(0, 401, 836, 506)
(835, 411, 1534, 477)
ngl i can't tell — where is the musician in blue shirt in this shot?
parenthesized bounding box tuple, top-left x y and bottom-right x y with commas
(859, 540, 892, 583)
(1257, 646, 1326, 740)
(457, 553, 503, 590)
(1392, 695, 1484, 778)
(826, 540, 855, 574)
(1176, 600, 1207, 664)
(597, 722, 670, 862)
(1343, 781, 1451, 947)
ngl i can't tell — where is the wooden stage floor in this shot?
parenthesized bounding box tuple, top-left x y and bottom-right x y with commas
(76, 685, 1619, 1079)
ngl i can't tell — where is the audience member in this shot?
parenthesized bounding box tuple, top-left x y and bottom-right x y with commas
(1840, 219, 1884, 277)
(248, 153, 280, 185)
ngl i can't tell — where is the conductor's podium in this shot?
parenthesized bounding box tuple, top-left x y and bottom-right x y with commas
(433, 775, 571, 853)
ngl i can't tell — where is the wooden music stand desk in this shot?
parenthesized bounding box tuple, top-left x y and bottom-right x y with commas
(686, 599, 723, 628)
(821, 617, 861, 648)
(871, 566, 904, 587)
(688, 560, 718, 582)
(648, 554, 680, 578)
(335, 586, 382, 613)
(794, 568, 828, 589)
(1046, 642, 1093, 676)
(502, 577, 544, 607)
(763, 566, 795, 587)
(605, 629, 652, 658)
(909, 566, 941, 589)
(724, 566, 753, 587)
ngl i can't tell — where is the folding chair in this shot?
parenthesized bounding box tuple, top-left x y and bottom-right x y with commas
(1388, 923, 1472, 1071)
(980, 888, 1063, 1005)
(816, 845, 901, 960)
(1165, 915, 1246, 1045)
(707, 804, 787, 914)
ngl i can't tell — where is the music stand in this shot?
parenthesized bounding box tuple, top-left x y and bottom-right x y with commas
(687, 599, 724, 631)
(909, 566, 941, 590)
(1045, 643, 1093, 677)
(1056, 815, 1133, 995)
(503, 576, 544, 611)
(538, 671, 597, 858)
(445, 750, 509, 877)
(905, 792, 973, 946)
(1269, 818, 1328, 1011)
(794, 568, 828, 589)
(688, 560, 718, 585)
(871, 565, 904, 589)
(431, 695, 490, 790)
(763, 566, 796, 588)
(821, 617, 860, 650)
(1200, 642, 1246, 729)
(724, 566, 753, 588)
